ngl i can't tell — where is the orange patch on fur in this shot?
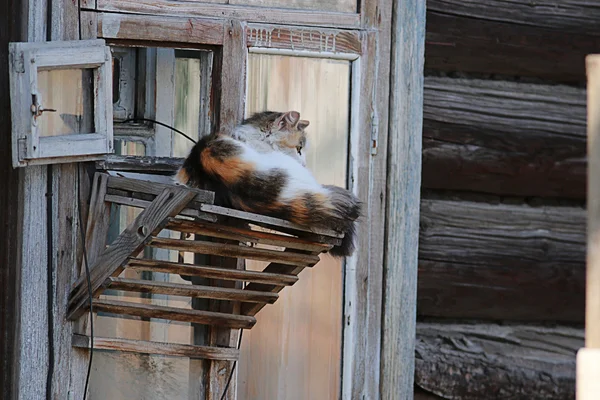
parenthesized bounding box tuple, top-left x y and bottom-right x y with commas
(200, 147, 254, 184)
(175, 168, 189, 184)
(289, 198, 311, 226)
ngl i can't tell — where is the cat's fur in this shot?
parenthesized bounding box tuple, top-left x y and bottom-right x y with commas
(175, 111, 360, 257)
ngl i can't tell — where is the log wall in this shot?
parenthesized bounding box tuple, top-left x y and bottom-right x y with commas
(418, 1, 591, 398)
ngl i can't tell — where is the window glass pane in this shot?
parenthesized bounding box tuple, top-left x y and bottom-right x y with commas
(37, 68, 95, 136)
(239, 53, 351, 399)
(229, 0, 356, 13)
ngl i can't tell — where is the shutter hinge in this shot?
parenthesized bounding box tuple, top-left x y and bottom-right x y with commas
(371, 112, 379, 155)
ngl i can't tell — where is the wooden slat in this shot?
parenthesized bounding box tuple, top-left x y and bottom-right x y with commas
(107, 174, 214, 205)
(94, 0, 361, 29)
(426, 10, 600, 84)
(72, 334, 239, 361)
(105, 193, 217, 222)
(105, 277, 279, 304)
(415, 323, 582, 400)
(246, 24, 361, 54)
(97, 155, 184, 173)
(166, 218, 331, 252)
(148, 237, 320, 266)
(422, 77, 586, 199)
(91, 299, 256, 329)
(68, 187, 196, 320)
(96, 12, 224, 45)
(127, 258, 298, 286)
(199, 204, 343, 238)
(418, 198, 586, 323)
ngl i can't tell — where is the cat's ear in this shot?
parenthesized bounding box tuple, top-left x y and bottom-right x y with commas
(276, 111, 299, 129)
(297, 120, 310, 130)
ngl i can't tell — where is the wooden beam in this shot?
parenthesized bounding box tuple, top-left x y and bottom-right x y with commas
(148, 237, 320, 266)
(94, 0, 361, 29)
(422, 77, 587, 199)
(380, 0, 425, 399)
(415, 323, 582, 400)
(427, 0, 600, 37)
(104, 193, 216, 222)
(105, 277, 279, 304)
(91, 299, 256, 329)
(68, 187, 196, 320)
(426, 10, 600, 84)
(96, 12, 224, 45)
(97, 154, 184, 173)
(72, 334, 240, 361)
(107, 174, 214, 205)
(418, 198, 585, 322)
(127, 258, 299, 286)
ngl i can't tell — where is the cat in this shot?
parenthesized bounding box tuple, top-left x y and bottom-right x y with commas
(231, 111, 309, 167)
(175, 110, 360, 257)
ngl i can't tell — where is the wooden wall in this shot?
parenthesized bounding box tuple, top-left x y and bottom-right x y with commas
(415, 1, 595, 398)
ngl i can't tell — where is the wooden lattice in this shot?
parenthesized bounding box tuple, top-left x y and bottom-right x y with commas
(68, 172, 342, 361)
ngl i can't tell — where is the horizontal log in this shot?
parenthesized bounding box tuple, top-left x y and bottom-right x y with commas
(148, 237, 320, 266)
(105, 193, 217, 222)
(418, 198, 586, 322)
(105, 277, 279, 304)
(415, 323, 582, 399)
(427, 1, 600, 36)
(107, 175, 215, 205)
(71, 334, 239, 361)
(426, 10, 600, 83)
(422, 77, 587, 198)
(91, 299, 256, 329)
(166, 218, 332, 253)
(127, 258, 299, 286)
(97, 155, 184, 174)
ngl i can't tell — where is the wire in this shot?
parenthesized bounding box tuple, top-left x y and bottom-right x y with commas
(220, 329, 243, 400)
(46, 165, 54, 400)
(77, 167, 94, 400)
(120, 118, 198, 145)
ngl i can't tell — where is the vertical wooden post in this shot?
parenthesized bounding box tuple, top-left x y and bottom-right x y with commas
(381, 0, 426, 399)
(578, 54, 600, 400)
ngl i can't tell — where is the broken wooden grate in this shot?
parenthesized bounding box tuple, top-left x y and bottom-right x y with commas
(68, 172, 343, 361)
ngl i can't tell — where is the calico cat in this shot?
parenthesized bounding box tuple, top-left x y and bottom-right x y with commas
(176, 111, 360, 257)
(231, 111, 309, 166)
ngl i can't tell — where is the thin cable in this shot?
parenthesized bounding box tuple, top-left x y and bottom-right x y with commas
(120, 118, 197, 145)
(46, 165, 54, 400)
(77, 167, 94, 400)
(220, 329, 243, 400)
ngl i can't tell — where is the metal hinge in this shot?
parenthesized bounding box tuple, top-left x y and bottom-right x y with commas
(371, 112, 379, 155)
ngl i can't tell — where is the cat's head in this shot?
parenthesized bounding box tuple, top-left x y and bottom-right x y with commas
(240, 111, 310, 163)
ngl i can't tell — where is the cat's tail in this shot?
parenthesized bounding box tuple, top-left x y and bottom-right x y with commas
(288, 185, 361, 257)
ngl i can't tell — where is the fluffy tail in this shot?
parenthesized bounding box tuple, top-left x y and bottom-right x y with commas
(287, 185, 361, 257)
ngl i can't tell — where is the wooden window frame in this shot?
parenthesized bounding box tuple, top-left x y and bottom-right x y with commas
(6, 0, 425, 399)
(9, 39, 114, 167)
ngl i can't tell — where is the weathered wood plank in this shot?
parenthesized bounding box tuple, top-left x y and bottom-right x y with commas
(428, 0, 600, 36)
(105, 277, 279, 304)
(91, 299, 256, 329)
(380, 0, 425, 399)
(96, 12, 224, 45)
(127, 258, 298, 286)
(586, 54, 600, 347)
(246, 24, 361, 54)
(166, 218, 331, 252)
(415, 323, 582, 400)
(97, 154, 183, 173)
(422, 77, 587, 198)
(148, 237, 320, 266)
(200, 204, 343, 238)
(94, 0, 361, 29)
(426, 11, 600, 83)
(72, 334, 239, 361)
(107, 174, 215, 205)
(418, 198, 586, 322)
(105, 193, 217, 222)
(68, 187, 196, 319)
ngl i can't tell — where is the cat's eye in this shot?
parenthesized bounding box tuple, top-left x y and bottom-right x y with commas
(296, 146, 302, 156)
